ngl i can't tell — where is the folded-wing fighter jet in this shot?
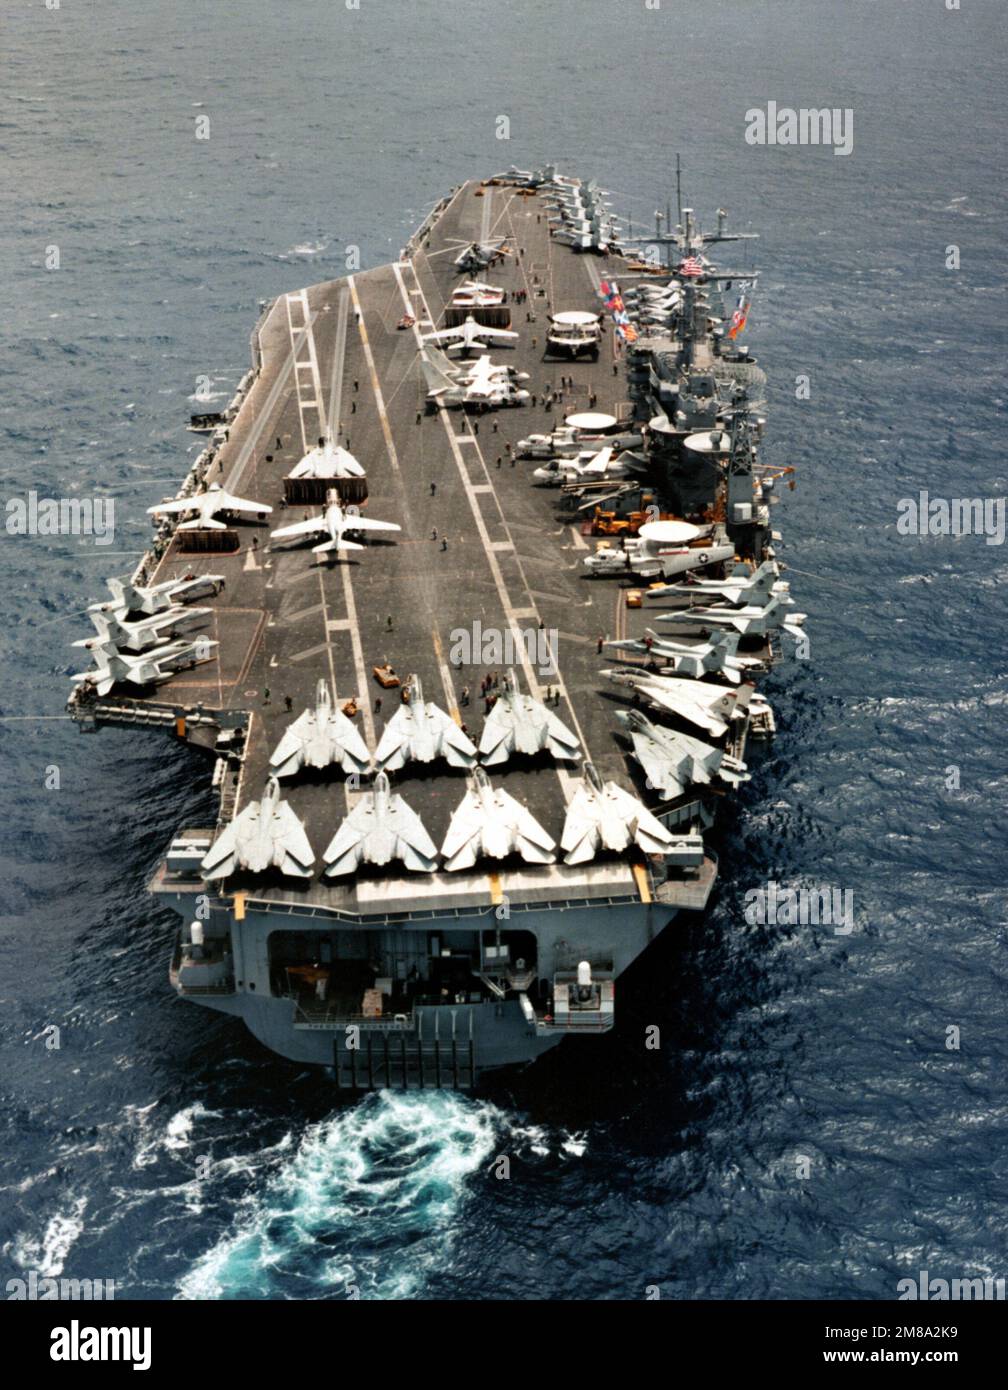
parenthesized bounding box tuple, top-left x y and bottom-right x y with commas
(323, 771, 438, 876)
(614, 708, 748, 799)
(441, 768, 556, 871)
(420, 352, 529, 408)
(147, 482, 272, 531)
(74, 603, 211, 653)
(373, 675, 478, 772)
(491, 164, 558, 188)
(201, 777, 314, 880)
(269, 489, 400, 555)
(421, 314, 518, 355)
(447, 350, 528, 385)
(552, 216, 622, 253)
(94, 573, 224, 618)
(479, 669, 581, 766)
(72, 637, 218, 696)
(451, 280, 505, 307)
(287, 434, 366, 481)
(461, 355, 529, 399)
(602, 667, 743, 738)
(269, 679, 371, 779)
(645, 561, 782, 610)
(560, 763, 675, 865)
(604, 629, 752, 683)
(655, 594, 800, 638)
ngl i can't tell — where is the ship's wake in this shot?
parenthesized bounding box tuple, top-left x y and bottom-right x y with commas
(177, 1090, 500, 1300)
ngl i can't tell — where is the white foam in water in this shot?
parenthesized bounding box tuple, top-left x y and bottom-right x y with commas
(9, 1196, 88, 1278)
(177, 1091, 501, 1301)
(282, 241, 328, 258)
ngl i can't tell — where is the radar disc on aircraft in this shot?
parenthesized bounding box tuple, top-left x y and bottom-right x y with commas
(637, 520, 702, 545)
(565, 411, 617, 432)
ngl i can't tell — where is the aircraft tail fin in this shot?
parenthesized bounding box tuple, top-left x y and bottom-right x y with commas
(312, 537, 363, 554)
(420, 351, 456, 397)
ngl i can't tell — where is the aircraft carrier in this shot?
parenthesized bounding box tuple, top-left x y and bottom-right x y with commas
(67, 166, 801, 1088)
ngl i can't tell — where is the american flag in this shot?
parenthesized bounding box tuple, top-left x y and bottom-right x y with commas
(678, 256, 705, 278)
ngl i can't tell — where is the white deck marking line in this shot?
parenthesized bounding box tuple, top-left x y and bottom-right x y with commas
(431, 628, 462, 722)
(569, 524, 588, 550)
(316, 562, 339, 716)
(326, 288, 350, 438)
(337, 559, 376, 749)
(394, 259, 581, 805)
(347, 276, 402, 480)
(290, 642, 331, 663)
(225, 299, 318, 497)
(285, 289, 326, 456)
(480, 184, 492, 243)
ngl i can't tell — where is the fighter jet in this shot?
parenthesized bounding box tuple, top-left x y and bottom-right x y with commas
(624, 283, 682, 305)
(422, 315, 519, 356)
(201, 777, 314, 880)
(373, 675, 478, 772)
(544, 179, 610, 212)
(643, 561, 782, 610)
(269, 489, 400, 556)
(614, 708, 748, 800)
(269, 679, 371, 779)
(603, 629, 755, 684)
(491, 164, 558, 188)
(147, 482, 272, 531)
(72, 637, 218, 696)
(552, 213, 623, 253)
(287, 434, 366, 481)
(451, 280, 505, 307)
(93, 573, 224, 618)
(479, 670, 581, 766)
(602, 667, 744, 738)
(441, 768, 556, 871)
(655, 594, 801, 638)
(420, 351, 529, 409)
(73, 603, 212, 654)
(323, 772, 438, 876)
(423, 342, 528, 386)
(450, 353, 529, 387)
(560, 764, 675, 865)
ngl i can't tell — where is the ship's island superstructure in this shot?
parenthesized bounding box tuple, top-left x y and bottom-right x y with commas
(68, 167, 802, 1087)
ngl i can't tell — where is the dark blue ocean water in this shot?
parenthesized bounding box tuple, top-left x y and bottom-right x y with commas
(2, 0, 1006, 1300)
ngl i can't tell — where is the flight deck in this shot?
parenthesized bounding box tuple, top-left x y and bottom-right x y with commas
(95, 180, 678, 914)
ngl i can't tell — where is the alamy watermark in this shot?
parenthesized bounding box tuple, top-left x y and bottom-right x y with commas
(7, 1272, 115, 1300)
(5, 491, 115, 545)
(744, 880, 854, 935)
(898, 1270, 1005, 1301)
(745, 102, 854, 157)
(448, 621, 558, 674)
(897, 492, 1005, 545)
